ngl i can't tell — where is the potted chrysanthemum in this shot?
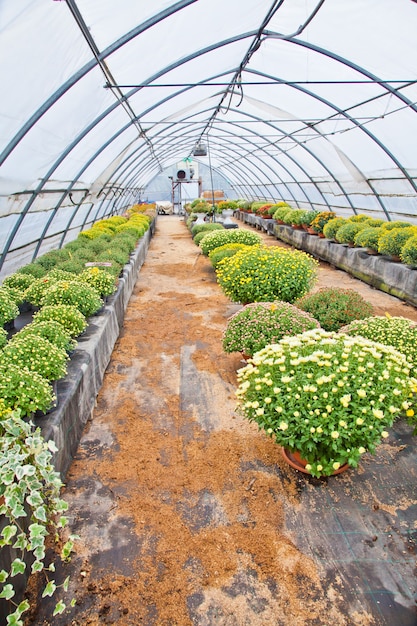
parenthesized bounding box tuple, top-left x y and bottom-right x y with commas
(235, 329, 416, 477)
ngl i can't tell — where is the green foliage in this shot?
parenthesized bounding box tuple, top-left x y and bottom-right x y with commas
(14, 320, 77, 353)
(78, 267, 117, 297)
(199, 229, 262, 256)
(0, 288, 19, 327)
(223, 301, 320, 357)
(335, 221, 368, 245)
(191, 223, 223, 238)
(2, 274, 35, 304)
(272, 205, 293, 221)
(0, 327, 7, 349)
(1, 335, 69, 381)
(295, 287, 374, 331)
(354, 227, 383, 250)
(348, 213, 371, 222)
(0, 363, 54, 417)
(299, 210, 321, 226)
(400, 234, 417, 266)
(281, 208, 303, 225)
(380, 220, 413, 231)
(236, 329, 416, 477)
(33, 305, 87, 338)
(43, 281, 103, 317)
(215, 245, 318, 304)
(378, 226, 417, 256)
(208, 243, 251, 269)
(16, 264, 47, 279)
(310, 211, 337, 234)
(322, 217, 347, 240)
(0, 409, 76, 623)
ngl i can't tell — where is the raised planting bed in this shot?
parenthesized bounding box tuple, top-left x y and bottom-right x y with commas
(236, 212, 417, 307)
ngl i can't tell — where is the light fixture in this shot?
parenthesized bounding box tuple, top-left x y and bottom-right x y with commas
(193, 142, 207, 157)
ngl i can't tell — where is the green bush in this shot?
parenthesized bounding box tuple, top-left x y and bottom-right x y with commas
(222, 301, 320, 357)
(273, 205, 293, 222)
(377, 226, 417, 256)
(191, 223, 223, 238)
(1, 335, 69, 381)
(0, 288, 19, 326)
(322, 217, 347, 240)
(0, 327, 7, 349)
(16, 263, 47, 279)
(208, 243, 251, 269)
(400, 234, 417, 266)
(15, 319, 77, 352)
(78, 267, 117, 297)
(199, 229, 262, 256)
(33, 304, 87, 338)
(348, 213, 371, 222)
(281, 208, 303, 225)
(2, 273, 35, 302)
(43, 280, 103, 317)
(335, 222, 368, 245)
(295, 287, 374, 331)
(300, 210, 321, 227)
(354, 227, 383, 251)
(380, 220, 413, 231)
(215, 245, 318, 304)
(0, 363, 54, 417)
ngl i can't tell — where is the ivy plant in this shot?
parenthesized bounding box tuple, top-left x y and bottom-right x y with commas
(0, 407, 77, 624)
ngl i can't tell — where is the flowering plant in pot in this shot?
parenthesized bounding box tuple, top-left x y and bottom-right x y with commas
(353, 227, 382, 253)
(1, 335, 69, 382)
(272, 205, 293, 224)
(208, 243, 251, 269)
(78, 267, 117, 298)
(215, 245, 318, 304)
(222, 301, 320, 358)
(13, 320, 77, 353)
(199, 229, 262, 256)
(0, 288, 19, 328)
(295, 287, 374, 332)
(42, 280, 103, 318)
(400, 234, 417, 267)
(377, 226, 417, 259)
(322, 217, 347, 241)
(310, 211, 337, 235)
(235, 329, 417, 477)
(335, 222, 369, 246)
(0, 363, 54, 417)
(299, 210, 321, 231)
(32, 304, 87, 338)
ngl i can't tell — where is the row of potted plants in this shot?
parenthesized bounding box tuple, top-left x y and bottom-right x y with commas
(240, 201, 417, 266)
(0, 204, 155, 624)
(185, 214, 417, 480)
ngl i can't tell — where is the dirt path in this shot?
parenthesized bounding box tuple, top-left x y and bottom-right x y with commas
(27, 217, 417, 625)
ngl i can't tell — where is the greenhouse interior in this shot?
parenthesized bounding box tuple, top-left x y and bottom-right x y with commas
(1, 1, 417, 625)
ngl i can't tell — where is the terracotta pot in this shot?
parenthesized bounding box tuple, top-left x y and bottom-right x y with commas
(307, 227, 318, 235)
(366, 248, 379, 256)
(280, 447, 350, 476)
(390, 254, 402, 263)
(318, 232, 326, 238)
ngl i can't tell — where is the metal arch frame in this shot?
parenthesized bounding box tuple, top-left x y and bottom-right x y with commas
(93, 113, 327, 218)
(261, 31, 417, 196)
(2, 21, 416, 266)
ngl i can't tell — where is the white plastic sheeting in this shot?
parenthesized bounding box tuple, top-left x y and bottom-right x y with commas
(1, 0, 417, 276)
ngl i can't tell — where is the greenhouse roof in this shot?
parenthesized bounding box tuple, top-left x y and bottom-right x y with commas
(1, 0, 417, 276)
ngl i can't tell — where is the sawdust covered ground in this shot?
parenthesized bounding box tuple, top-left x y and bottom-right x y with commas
(26, 217, 417, 626)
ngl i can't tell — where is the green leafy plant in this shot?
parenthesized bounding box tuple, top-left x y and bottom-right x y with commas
(322, 217, 347, 240)
(13, 320, 77, 353)
(235, 328, 417, 477)
(208, 243, 251, 269)
(0, 363, 54, 417)
(299, 210, 321, 227)
(348, 213, 371, 222)
(78, 267, 117, 298)
(377, 226, 417, 257)
(272, 205, 293, 222)
(380, 220, 413, 231)
(43, 281, 103, 318)
(223, 301, 320, 357)
(0, 408, 76, 623)
(400, 234, 417, 266)
(199, 229, 262, 256)
(281, 208, 304, 225)
(354, 227, 383, 252)
(215, 245, 318, 304)
(335, 222, 368, 245)
(191, 223, 223, 239)
(310, 211, 337, 234)
(32, 305, 87, 338)
(295, 288, 374, 331)
(24, 276, 62, 308)
(1, 335, 69, 382)
(2, 274, 35, 303)
(0, 289, 19, 327)
(0, 327, 7, 349)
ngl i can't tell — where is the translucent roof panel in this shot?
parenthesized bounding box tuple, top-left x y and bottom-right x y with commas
(1, 0, 417, 277)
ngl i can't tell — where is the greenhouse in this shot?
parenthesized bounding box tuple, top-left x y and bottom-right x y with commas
(0, 1, 416, 625)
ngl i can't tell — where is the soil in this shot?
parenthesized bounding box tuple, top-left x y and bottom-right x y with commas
(25, 216, 417, 626)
